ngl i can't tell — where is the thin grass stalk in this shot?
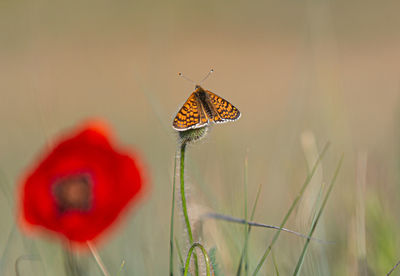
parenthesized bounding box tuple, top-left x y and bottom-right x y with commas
(0, 224, 17, 274)
(15, 255, 40, 276)
(250, 184, 263, 229)
(179, 142, 199, 275)
(175, 238, 184, 268)
(355, 152, 367, 274)
(183, 243, 212, 276)
(180, 143, 193, 242)
(87, 241, 110, 276)
(0, 174, 17, 275)
(293, 154, 343, 276)
(271, 251, 280, 276)
(236, 183, 262, 276)
(169, 151, 178, 276)
(0, 168, 13, 208)
(252, 142, 330, 275)
(206, 213, 329, 243)
(244, 154, 249, 276)
(65, 243, 82, 276)
(116, 260, 125, 276)
(386, 259, 400, 276)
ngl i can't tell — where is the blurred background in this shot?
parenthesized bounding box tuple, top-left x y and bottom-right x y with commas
(1, 0, 400, 275)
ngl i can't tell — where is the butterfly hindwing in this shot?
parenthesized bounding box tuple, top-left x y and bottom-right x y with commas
(173, 93, 208, 130)
(205, 90, 241, 122)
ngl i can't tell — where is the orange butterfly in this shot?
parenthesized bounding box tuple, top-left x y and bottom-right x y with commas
(173, 85, 241, 131)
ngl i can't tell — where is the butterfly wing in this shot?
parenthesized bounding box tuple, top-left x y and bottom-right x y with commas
(173, 93, 209, 131)
(205, 90, 241, 122)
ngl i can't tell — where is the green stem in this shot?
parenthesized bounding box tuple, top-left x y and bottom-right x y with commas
(180, 142, 199, 275)
(180, 143, 193, 242)
(183, 243, 212, 276)
(169, 151, 178, 276)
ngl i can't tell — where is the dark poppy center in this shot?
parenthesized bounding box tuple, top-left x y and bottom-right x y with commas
(53, 174, 93, 213)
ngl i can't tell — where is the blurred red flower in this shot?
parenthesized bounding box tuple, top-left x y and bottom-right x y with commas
(19, 121, 146, 244)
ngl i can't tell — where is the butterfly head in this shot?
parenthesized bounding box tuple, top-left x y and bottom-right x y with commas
(194, 85, 205, 93)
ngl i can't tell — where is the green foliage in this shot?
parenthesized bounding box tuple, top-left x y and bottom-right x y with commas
(366, 195, 399, 275)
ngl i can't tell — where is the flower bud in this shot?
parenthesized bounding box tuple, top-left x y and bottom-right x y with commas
(178, 126, 209, 144)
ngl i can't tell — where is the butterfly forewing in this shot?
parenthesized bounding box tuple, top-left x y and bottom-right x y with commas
(173, 93, 208, 130)
(205, 90, 241, 122)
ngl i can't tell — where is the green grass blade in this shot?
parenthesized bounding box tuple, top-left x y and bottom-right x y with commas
(252, 142, 330, 275)
(236, 183, 262, 276)
(169, 150, 178, 276)
(0, 168, 14, 275)
(271, 251, 280, 276)
(250, 183, 263, 226)
(292, 154, 344, 276)
(0, 224, 17, 274)
(175, 238, 184, 268)
(0, 168, 12, 207)
(244, 153, 249, 276)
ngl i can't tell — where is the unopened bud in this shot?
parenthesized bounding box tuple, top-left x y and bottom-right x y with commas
(178, 126, 209, 144)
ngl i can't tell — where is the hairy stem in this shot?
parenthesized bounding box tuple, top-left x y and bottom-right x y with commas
(169, 151, 178, 276)
(180, 142, 199, 275)
(183, 243, 212, 276)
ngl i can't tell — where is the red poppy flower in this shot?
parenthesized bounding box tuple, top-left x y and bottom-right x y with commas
(19, 121, 146, 245)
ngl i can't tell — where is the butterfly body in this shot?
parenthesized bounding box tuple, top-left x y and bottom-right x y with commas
(173, 85, 241, 131)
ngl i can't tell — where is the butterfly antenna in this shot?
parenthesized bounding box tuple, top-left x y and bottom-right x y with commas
(178, 72, 195, 84)
(199, 68, 214, 84)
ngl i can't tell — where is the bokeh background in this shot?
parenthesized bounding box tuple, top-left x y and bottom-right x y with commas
(1, 0, 400, 275)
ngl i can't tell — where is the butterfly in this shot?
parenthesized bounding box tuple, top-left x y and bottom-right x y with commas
(172, 85, 241, 131)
